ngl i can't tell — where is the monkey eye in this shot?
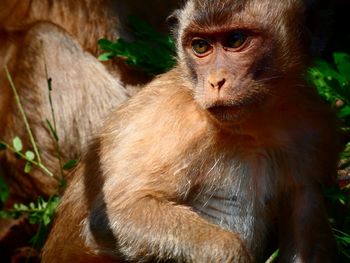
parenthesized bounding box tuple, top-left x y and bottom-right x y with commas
(226, 32, 247, 49)
(191, 38, 212, 56)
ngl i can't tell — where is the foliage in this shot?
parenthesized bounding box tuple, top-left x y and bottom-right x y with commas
(308, 53, 350, 122)
(0, 176, 9, 207)
(323, 185, 350, 260)
(334, 229, 350, 259)
(0, 68, 76, 253)
(1, 68, 54, 177)
(308, 54, 350, 261)
(98, 17, 176, 75)
(0, 196, 60, 248)
(308, 53, 350, 170)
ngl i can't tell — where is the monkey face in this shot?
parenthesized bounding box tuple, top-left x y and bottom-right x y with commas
(184, 29, 272, 122)
(176, 0, 308, 123)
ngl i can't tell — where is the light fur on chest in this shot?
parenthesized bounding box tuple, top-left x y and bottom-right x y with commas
(188, 149, 280, 257)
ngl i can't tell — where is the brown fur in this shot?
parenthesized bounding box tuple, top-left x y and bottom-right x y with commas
(0, 21, 128, 199)
(0, 0, 178, 54)
(0, 0, 129, 200)
(0, 0, 179, 85)
(0, 0, 180, 200)
(0, 0, 120, 56)
(43, 0, 339, 262)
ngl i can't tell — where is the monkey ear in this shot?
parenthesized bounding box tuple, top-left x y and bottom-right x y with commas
(166, 9, 181, 39)
(166, 9, 180, 26)
(303, 0, 334, 55)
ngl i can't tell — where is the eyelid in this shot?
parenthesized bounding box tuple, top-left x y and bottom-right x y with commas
(223, 35, 251, 51)
(191, 37, 213, 45)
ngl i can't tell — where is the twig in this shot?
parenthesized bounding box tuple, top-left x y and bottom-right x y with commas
(265, 249, 280, 263)
(4, 66, 43, 164)
(0, 141, 53, 177)
(44, 59, 64, 181)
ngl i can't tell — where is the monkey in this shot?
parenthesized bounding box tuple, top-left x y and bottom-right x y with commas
(0, 21, 129, 199)
(0, 0, 179, 201)
(0, 0, 180, 54)
(0, 0, 128, 201)
(42, 0, 340, 262)
(0, 0, 180, 85)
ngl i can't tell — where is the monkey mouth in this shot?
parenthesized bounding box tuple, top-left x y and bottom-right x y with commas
(206, 103, 243, 122)
(205, 99, 248, 111)
(204, 98, 258, 122)
(204, 99, 236, 109)
(204, 93, 262, 110)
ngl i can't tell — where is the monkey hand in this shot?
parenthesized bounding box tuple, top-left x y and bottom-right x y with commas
(211, 232, 252, 263)
(198, 231, 252, 263)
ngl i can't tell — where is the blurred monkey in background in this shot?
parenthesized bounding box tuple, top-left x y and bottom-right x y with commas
(0, 0, 179, 200)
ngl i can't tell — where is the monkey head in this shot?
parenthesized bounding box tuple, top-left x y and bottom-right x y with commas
(174, 0, 310, 123)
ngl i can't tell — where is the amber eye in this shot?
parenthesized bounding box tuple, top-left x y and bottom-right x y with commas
(227, 32, 247, 49)
(191, 39, 211, 55)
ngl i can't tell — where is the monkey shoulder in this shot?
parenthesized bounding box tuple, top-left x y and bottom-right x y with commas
(109, 68, 212, 138)
(97, 70, 217, 175)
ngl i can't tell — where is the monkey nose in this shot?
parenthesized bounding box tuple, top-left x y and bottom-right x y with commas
(209, 78, 226, 90)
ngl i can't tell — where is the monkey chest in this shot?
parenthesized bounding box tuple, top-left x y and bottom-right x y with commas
(188, 156, 276, 255)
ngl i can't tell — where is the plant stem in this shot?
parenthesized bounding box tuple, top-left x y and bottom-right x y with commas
(45, 74, 64, 181)
(0, 141, 54, 177)
(265, 249, 280, 263)
(4, 66, 42, 164)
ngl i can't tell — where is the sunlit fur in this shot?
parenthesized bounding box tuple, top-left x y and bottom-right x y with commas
(0, 0, 180, 200)
(0, 0, 129, 199)
(43, 1, 340, 263)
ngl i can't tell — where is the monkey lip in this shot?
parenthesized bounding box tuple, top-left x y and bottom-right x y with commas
(204, 98, 257, 122)
(205, 100, 242, 112)
(207, 105, 239, 115)
(204, 95, 260, 112)
(206, 103, 243, 122)
(207, 104, 235, 112)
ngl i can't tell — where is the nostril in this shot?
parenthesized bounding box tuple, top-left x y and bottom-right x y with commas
(208, 78, 226, 90)
(217, 78, 226, 89)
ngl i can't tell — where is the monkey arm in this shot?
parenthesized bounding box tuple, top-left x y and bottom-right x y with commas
(82, 84, 251, 263)
(278, 179, 336, 263)
(87, 190, 251, 263)
(275, 103, 339, 262)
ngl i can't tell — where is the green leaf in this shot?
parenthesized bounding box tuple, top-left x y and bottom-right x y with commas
(29, 202, 36, 210)
(0, 210, 9, 219)
(0, 176, 9, 204)
(25, 151, 35, 161)
(98, 18, 176, 75)
(63, 159, 78, 170)
(24, 161, 33, 174)
(334, 53, 350, 81)
(0, 141, 6, 151)
(12, 137, 23, 152)
(98, 38, 116, 50)
(14, 203, 28, 211)
(98, 52, 115, 61)
(338, 105, 350, 119)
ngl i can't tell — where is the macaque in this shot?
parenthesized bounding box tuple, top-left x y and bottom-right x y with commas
(0, 0, 179, 85)
(0, 23, 128, 199)
(0, 0, 179, 200)
(42, 0, 339, 262)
